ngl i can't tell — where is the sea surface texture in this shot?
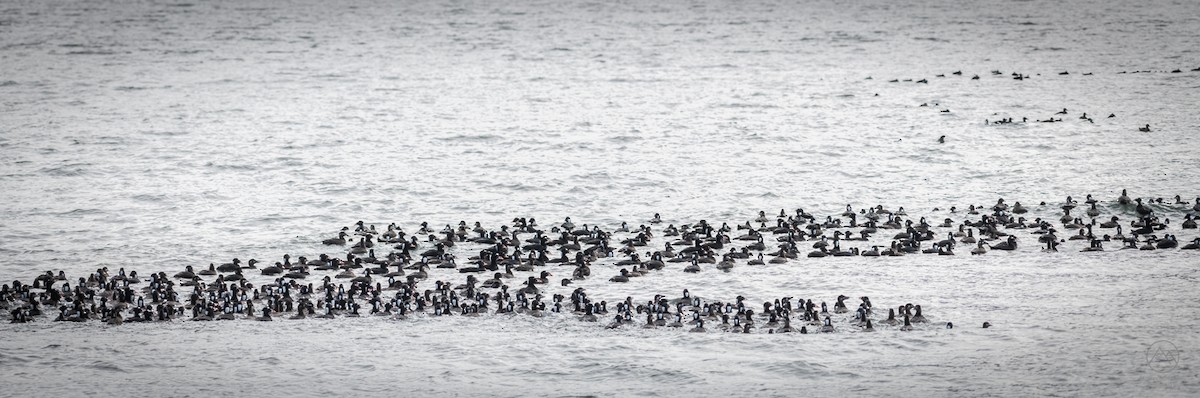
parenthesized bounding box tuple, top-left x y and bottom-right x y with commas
(1, 0, 1198, 396)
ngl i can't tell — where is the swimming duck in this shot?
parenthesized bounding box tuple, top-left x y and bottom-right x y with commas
(409, 265, 429, 280)
(747, 253, 766, 265)
(911, 305, 928, 323)
(572, 262, 590, 280)
(776, 317, 795, 333)
(989, 236, 1018, 250)
(350, 269, 374, 284)
(880, 308, 900, 326)
(261, 263, 284, 276)
(216, 259, 242, 273)
(820, 317, 835, 333)
(194, 264, 217, 278)
(666, 313, 684, 328)
(1156, 235, 1178, 249)
(960, 228, 977, 244)
(520, 277, 540, 295)
(1117, 189, 1132, 205)
(715, 256, 735, 272)
(1135, 198, 1153, 216)
(1100, 216, 1120, 228)
(1139, 237, 1157, 250)
(323, 231, 349, 245)
(1181, 238, 1200, 250)
(970, 241, 988, 255)
(1182, 215, 1197, 229)
(833, 295, 849, 313)
(806, 247, 827, 258)
(609, 269, 631, 283)
(1042, 237, 1059, 252)
(754, 211, 770, 223)
(283, 268, 308, 279)
(174, 266, 197, 279)
(605, 315, 625, 329)
(256, 307, 273, 322)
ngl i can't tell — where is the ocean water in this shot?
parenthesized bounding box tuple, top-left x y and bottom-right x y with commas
(1, 0, 1199, 396)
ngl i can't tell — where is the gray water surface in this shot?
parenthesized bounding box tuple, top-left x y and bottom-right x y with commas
(1, 0, 1198, 396)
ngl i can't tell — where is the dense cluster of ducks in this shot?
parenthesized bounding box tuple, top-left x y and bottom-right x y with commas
(596, 291, 955, 333)
(1, 265, 952, 333)
(5, 190, 1198, 327)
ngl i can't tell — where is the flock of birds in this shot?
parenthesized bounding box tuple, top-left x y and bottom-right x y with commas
(5, 190, 1199, 332)
(868, 68, 1180, 133)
